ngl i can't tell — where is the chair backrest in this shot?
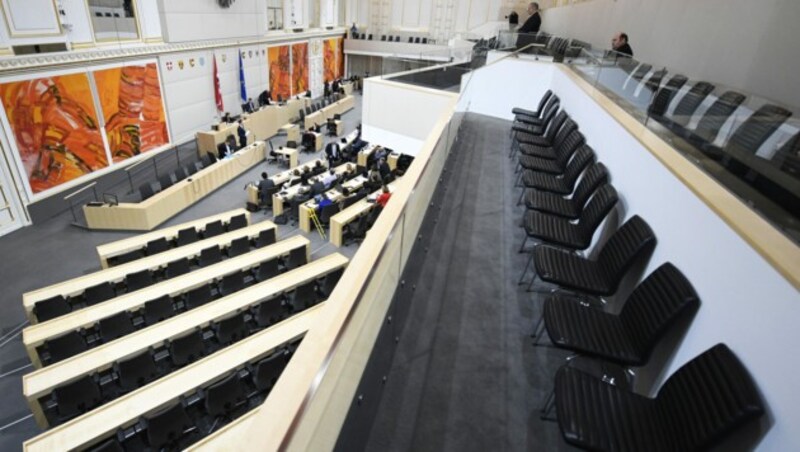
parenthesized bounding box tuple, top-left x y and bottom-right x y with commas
(285, 246, 307, 270)
(146, 237, 169, 255)
(319, 267, 344, 297)
(139, 183, 155, 201)
(98, 311, 135, 342)
(255, 258, 281, 282)
(648, 74, 688, 117)
(84, 281, 116, 306)
(535, 90, 554, 115)
(204, 220, 224, 238)
(219, 271, 245, 297)
(176, 227, 199, 246)
(657, 344, 765, 451)
(550, 117, 578, 149)
(320, 203, 340, 223)
(169, 329, 206, 366)
(205, 372, 245, 417)
(54, 375, 102, 418)
(34, 295, 71, 322)
(143, 401, 194, 449)
(254, 228, 277, 248)
(554, 130, 586, 167)
(538, 95, 560, 126)
(227, 237, 250, 258)
(630, 63, 652, 82)
(570, 162, 609, 208)
(619, 263, 699, 362)
(596, 215, 657, 290)
(215, 311, 248, 345)
(174, 167, 188, 181)
(644, 68, 667, 93)
(126, 269, 154, 292)
(184, 284, 212, 309)
(185, 163, 198, 176)
(47, 331, 87, 364)
(198, 246, 222, 267)
(777, 132, 800, 175)
(116, 349, 159, 391)
(253, 354, 287, 391)
(542, 110, 568, 142)
(724, 104, 793, 154)
(165, 258, 191, 278)
(289, 280, 318, 312)
(227, 213, 247, 231)
(144, 294, 174, 325)
(159, 173, 175, 190)
(576, 184, 618, 245)
(422, 37, 427, 44)
(693, 90, 747, 143)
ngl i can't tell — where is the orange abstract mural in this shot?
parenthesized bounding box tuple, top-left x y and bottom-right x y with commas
(0, 73, 108, 194)
(268, 45, 291, 101)
(291, 43, 309, 96)
(94, 63, 168, 162)
(323, 39, 337, 83)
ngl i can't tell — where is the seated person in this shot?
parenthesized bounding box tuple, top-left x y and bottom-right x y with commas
(283, 169, 302, 189)
(372, 146, 388, 164)
(305, 90, 312, 98)
(217, 135, 237, 159)
(315, 194, 334, 213)
(242, 98, 256, 113)
(369, 185, 392, 207)
(312, 160, 326, 175)
(222, 111, 233, 123)
(378, 158, 392, 182)
(343, 163, 356, 180)
(302, 131, 316, 150)
(321, 168, 339, 188)
(258, 90, 271, 107)
(237, 120, 248, 148)
(300, 166, 312, 185)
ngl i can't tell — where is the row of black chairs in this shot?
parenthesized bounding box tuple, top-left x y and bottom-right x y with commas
(106, 214, 248, 267)
(43, 266, 342, 429)
(86, 343, 299, 452)
(342, 204, 384, 246)
(138, 153, 216, 202)
(510, 91, 766, 451)
(351, 32, 429, 44)
(32, 223, 269, 325)
(39, 237, 298, 367)
(298, 94, 346, 124)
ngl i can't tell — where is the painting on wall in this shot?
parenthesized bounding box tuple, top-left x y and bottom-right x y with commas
(291, 43, 309, 96)
(268, 45, 291, 101)
(94, 63, 169, 162)
(323, 38, 337, 82)
(0, 73, 108, 194)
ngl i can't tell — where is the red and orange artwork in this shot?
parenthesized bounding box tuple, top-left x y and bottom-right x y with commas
(268, 45, 291, 101)
(291, 43, 309, 96)
(337, 38, 345, 78)
(323, 39, 337, 83)
(94, 63, 169, 163)
(0, 73, 108, 194)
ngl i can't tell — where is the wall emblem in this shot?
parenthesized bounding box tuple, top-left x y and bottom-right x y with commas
(178, 60, 184, 70)
(166, 61, 173, 71)
(189, 58, 196, 67)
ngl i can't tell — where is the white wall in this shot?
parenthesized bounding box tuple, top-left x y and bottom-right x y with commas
(461, 57, 800, 450)
(158, 50, 217, 143)
(138, 0, 164, 42)
(541, 0, 800, 109)
(362, 76, 457, 155)
(158, 0, 266, 42)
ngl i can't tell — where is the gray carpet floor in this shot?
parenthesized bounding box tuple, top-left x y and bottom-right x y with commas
(0, 94, 365, 450)
(364, 113, 578, 452)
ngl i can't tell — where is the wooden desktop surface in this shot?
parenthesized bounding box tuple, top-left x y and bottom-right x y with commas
(23, 253, 346, 430)
(23, 220, 277, 321)
(83, 142, 265, 232)
(94, 209, 250, 269)
(23, 304, 324, 452)
(272, 163, 357, 217)
(298, 176, 368, 232)
(329, 183, 396, 247)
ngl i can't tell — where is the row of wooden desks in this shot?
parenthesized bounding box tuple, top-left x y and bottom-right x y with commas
(83, 142, 266, 231)
(304, 95, 356, 130)
(298, 175, 369, 232)
(328, 182, 397, 247)
(245, 158, 329, 207)
(273, 163, 358, 217)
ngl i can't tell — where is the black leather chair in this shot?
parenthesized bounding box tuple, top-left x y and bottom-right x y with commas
(251, 354, 287, 391)
(539, 263, 698, 360)
(554, 343, 765, 452)
(33, 295, 71, 323)
(165, 258, 191, 278)
(159, 173, 176, 190)
(254, 259, 281, 282)
(146, 237, 170, 256)
(512, 90, 554, 123)
(253, 228, 277, 248)
(512, 95, 560, 135)
(126, 269, 154, 292)
(519, 184, 618, 253)
(686, 90, 747, 145)
(515, 111, 569, 152)
(218, 271, 245, 297)
(284, 246, 307, 270)
(520, 145, 595, 196)
(517, 117, 577, 159)
(519, 130, 585, 175)
(318, 203, 340, 226)
(173, 167, 188, 181)
(108, 249, 144, 267)
(524, 163, 609, 219)
(83, 281, 116, 306)
(227, 213, 247, 231)
(143, 295, 175, 325)
(176, 227, 199, 246)
(648, 74, 688, 117)
(203, 220, 225, 238)
(141, 401, 195, 450)
(664, 81, 715, 129)
(46, 331, 87, 364)
(184, 284, 212, 310)
(139, 182, 159, 201)
(98, 311, 135, 342)
(252, 298, 284, 328)
(53, 375, 103, 422)
(287, 280, 318, 313)
(168, 329, 206, 366)
(214, 312, 248, 345)
(115, 349, 160, 391)
(204, 372, 246, 418)
(714, 104, 792, 159)
(317, 267, 344, 297)
(227, 237, 250, 258)
(198, 246, 222, 267)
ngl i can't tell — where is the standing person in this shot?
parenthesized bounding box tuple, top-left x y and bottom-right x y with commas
(516, 3, 541, 49)
(237, 120, 247, 149)
(325, 140, 341, 166)
(611, 32, 634, 58)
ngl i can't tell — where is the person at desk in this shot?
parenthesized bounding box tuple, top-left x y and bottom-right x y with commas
(325, 140, 341, 166)
(369, 185, 392, 207)
(258, 172, 274, 202)
(372, 146, 388, 165)
(237, 120, 248, 149)
(283, 169, 302, 189)
(300, 166, 312, 185)
(242, 98, 256, 113)
(217, 135, 237, 159)
(332, 79, 341, 94)
(313, 160, 326, 175)
(222, 111, 233, 123)
(321, 168, 339, 188)
(258, 90, 271, 107)
(315, 193, 334, 213)
(611, 32, 634, 58)
(366, 165, 382, 191)
(378, 158, 392, 182)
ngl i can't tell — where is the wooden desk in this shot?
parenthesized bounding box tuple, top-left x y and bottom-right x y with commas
(23, 304, 324, 451)
(357, 144, 379, 167)
(95, 209, 250, 269)
(303, 95, 356, 129)
(272, 163, 356, 217)
(269, 159, 325, 186)
(311, 131, 324, 151)
(84, 142, 265, 231)
(23, 253, 346, 430)
(298, 176, 368, 232)
(342, 83, 354, 96)
(22, 231, 300, 369)
(275, 146, 299, 168)
(329, 183, 396, 247)
(333, 120, 344, 136)
(195, 122, 250, 158)
(23, 220, 277, 323)
(281, 123, 300, 142)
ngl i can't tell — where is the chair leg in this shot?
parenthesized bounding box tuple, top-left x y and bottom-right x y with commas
(518, 235, 528, 253)
(531, 313, 544, 338)
(539, 389, 557, 421)
(518, 253, 536, 285)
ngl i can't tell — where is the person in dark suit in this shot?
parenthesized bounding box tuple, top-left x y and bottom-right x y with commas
(258, 90, 271, 107)
(257, 172, 274, 203)
(242, 98, 256, 113)
(217, 135, 236, 159)
(332, 79, 341, 94)
(516, 2, 541, 49)
(611, 32, 634, 58)
(237, 120, 247, 149)
(378, 158, 391, 182)
(325, 141, 341, 167)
